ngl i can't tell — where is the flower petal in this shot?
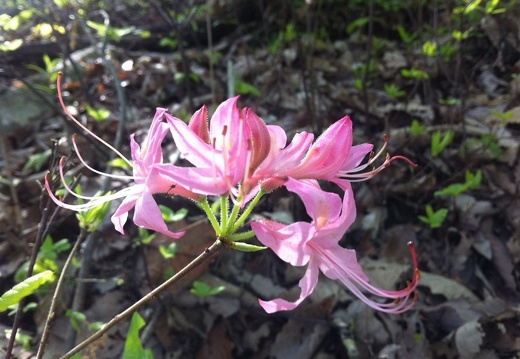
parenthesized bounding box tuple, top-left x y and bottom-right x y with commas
(133, 187, 185, 239)
(288, 116, 353, 179)
(251, 220, 314, 266)
(258, 257, 319, 313)
(285, 178, 343, 230)
(165, 113, 214, 168)
(111, 190, 141, 234)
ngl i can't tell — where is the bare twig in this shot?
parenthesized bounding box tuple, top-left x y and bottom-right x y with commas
(58, 239, 223, 359)
(36, 228, 88, 359)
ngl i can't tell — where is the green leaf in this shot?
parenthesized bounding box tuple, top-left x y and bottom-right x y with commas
(465, 169, 482, 189)
(283, 22, 297, 42)
(401, 68, 429, 80)
(0, 271, 54, 312)
(489, 109, 512, 121)
(422, 41, 437, 57)
(159, 37, 178, 49)
(0, 39, 23, 52)
(159, 206, 188, 222)
(431, 130, 454, 156)
(39, 235, 57, 260)
(190, 281, 225, 297)
(66, 309, 87, 332)
(123, 312, 153, 359)
(480, 134, 502, 158)
(53, 238, 71, 253)
(76, 191, 112, 232)
(86, 21, 136, 41)
(439, 98, 459, 106)
(138, 228, 155, 245)
(158, 243, 177, 259)
(107, 157, 132, 170)
(464, 0, 482, 14)
(434, 183, 468, 197)
(384, 84, 405, 99)
(396, 25, 417, 45)
(14, 259, 58, 283)
(88, 321, 105, 331)
(162, 267, 175, 280)
(346, 17, 369, 34)
(235, 80, 261, 97)
(22, 149, 51, 172)
(410, 119, 427, 136)
(418, 205, 448, 229)
(53, 0, 70, 8)
(5, 330, 32, 350)
(85, 105, 110, 122)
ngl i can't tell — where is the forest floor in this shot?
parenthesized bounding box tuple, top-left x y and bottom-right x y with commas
(1, 1, 520, 358)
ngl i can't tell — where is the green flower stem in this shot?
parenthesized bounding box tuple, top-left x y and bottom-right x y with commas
(200, 197, 220, 235)
(227, 230, 256, 242)
(220, 195, 228, 231)
(228, 189, 264, 234)
(226, 200, 241, 233)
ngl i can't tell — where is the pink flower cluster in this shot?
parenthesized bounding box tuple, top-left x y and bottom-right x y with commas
(47, 76, 419, 314)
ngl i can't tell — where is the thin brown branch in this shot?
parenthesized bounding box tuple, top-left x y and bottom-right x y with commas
(58, 239, 223, 359)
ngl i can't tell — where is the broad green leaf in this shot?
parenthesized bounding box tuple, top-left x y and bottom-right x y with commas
(123, 312, 154, 359)
(0, 271, 54, 312)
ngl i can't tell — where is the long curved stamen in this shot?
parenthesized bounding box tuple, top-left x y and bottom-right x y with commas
(342, 242, 419, 298)
(71, 134, 133, 181)
(313, 241, 419, 314)
(45, 172, 137, 211)
(351, 134, 390, 173)
(57, 72, 133, 168)
(337, 135, 418, 182)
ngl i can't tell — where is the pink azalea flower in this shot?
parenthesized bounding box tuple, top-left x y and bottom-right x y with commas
(251, 178, 420, 314)
(45, 74, 200, 238)
(163, 97, 272, 200)
(252, 116, 417, 193)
